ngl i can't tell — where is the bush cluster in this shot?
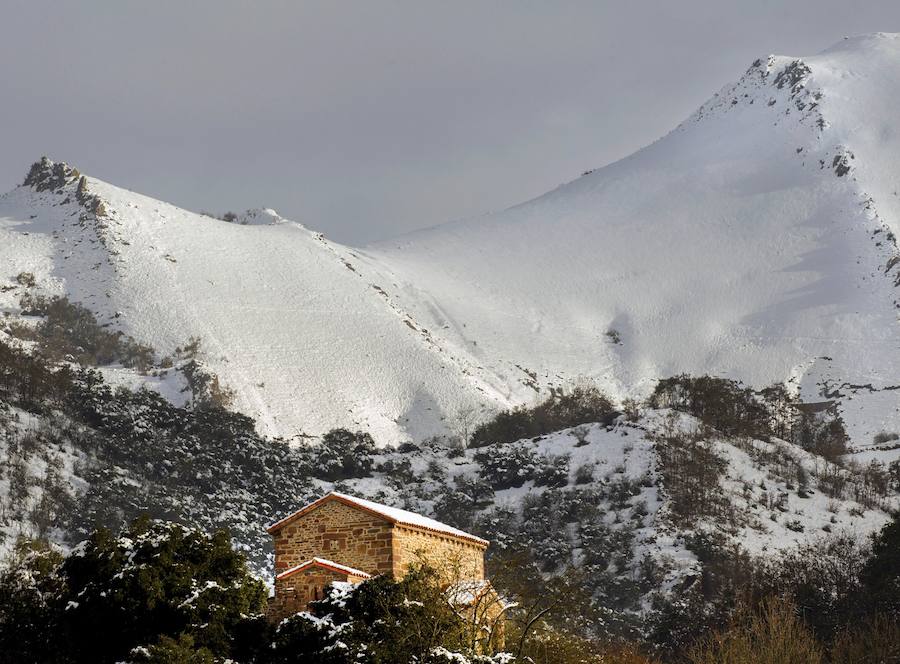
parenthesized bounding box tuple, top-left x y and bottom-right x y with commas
(650, 375, 849, 461)
(471, 386, 616, 447)
(474, 445, 569, 491)
(15, 295, 155, 371)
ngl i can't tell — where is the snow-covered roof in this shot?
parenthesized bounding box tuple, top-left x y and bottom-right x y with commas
(276, 557, 372, 581)
(446, 580, 516, 613)
(267, 491, 489, 547)
(445, 580, 492, 606)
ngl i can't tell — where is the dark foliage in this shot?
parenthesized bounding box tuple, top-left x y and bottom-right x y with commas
(314, 428, 377, 480)
(267, 566, 480, 663)
(16, 295, 155, 370)
(859, 511, 900, 617)
(471, 386, 616, 447)
(0, 519, 266, 664)
(650, 375, 849, 461)
(474, 445, 569, 490)
(0, 339, 319, 573)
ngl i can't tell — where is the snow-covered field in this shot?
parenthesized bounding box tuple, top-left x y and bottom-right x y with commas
(2, 33, 900, 447)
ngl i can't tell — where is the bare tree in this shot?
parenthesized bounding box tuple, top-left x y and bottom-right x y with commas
(452, 405, 479, 448)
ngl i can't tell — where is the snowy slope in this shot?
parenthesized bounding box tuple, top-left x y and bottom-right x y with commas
(368, 34, 900, 445)
(0, 167, 501, 443)
(3, 34, 900, 444)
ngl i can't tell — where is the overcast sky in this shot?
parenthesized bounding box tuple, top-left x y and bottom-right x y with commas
(2, 2, 899, 245)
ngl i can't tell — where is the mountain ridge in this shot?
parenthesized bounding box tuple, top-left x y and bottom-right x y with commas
(3, 33, 900, 447)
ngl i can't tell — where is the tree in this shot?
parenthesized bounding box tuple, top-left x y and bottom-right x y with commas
(315, 428, 377, 480)
(859, 511, 900, 616)
(452, 405, 479, 448)
(0, 518, 266, 664)
(0, 540, 66, 664)
(266, 565, 505, 663)
(470, 385, 616, 447)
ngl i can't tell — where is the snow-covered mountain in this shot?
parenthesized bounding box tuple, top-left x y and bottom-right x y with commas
(3, 33, 900, 447)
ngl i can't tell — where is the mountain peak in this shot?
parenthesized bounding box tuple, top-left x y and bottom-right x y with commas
(22, 156, 83, 193)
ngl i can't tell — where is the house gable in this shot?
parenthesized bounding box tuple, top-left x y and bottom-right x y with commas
(271, 498, 394, 575)
(277, 557, 372, 582)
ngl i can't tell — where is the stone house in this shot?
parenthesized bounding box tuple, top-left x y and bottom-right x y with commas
(266, 491, 506, 646)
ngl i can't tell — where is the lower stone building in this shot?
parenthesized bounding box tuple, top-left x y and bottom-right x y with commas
(266, 491, 506, 648)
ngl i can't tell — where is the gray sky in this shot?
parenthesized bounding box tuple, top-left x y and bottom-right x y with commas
(2, 2, 899, 245)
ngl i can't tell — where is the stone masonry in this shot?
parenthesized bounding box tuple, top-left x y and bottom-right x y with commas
(271, 499, 395, 576)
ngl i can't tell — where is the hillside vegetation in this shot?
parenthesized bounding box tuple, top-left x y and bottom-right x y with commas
(1, 297, 897, 660)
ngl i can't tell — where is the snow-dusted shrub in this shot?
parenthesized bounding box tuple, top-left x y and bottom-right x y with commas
(574, 462, 595, 485)
(268, 565, 507, 663)
(432, 476, 496, 532)
(534, 453, 569, 488)
(579, 520, 635, 573)
(474, 445, 568, 490)
(314, 428, 377, 480)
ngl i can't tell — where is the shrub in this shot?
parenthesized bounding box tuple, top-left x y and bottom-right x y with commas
(652, 424, 728, 526)
(873, 431, 899, 445)
(574, 462, 595, 485)
(471, 386, 616, 447)
(829, 614, 900, 664)
(758, 533, 869, 639)
(859, 511, 900, 616)
(15, 272, 35, 287)
(314, 428, 377, 480)
(19, 295, 155, 370)
(181, 359, 235, 410)
(0, 540, 66, 663)
(474, 445, 569, 491)
(687, 596, 823, 664)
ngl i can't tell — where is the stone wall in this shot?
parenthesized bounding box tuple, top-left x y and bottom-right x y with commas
(272, 499, 394, 575)
(391, 525, 486, 582)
